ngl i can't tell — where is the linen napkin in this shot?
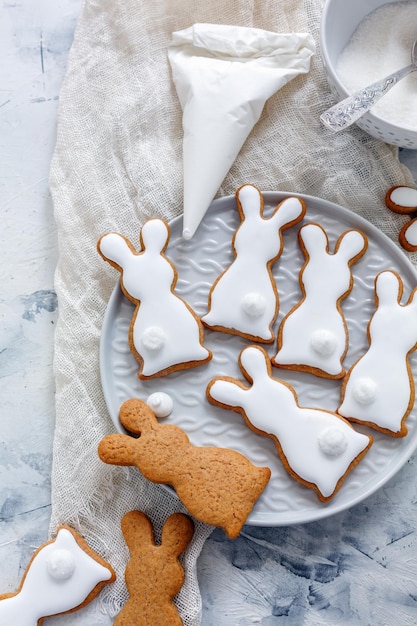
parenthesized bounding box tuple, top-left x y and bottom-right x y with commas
(49, 0, 415, 623)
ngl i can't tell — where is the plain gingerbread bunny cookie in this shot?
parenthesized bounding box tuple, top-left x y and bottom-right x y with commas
(273, 223, 367, 378)
(98, 218, 211, 379)
(202, 184, 306, 342)
(115, 511, 194, 626)
(98, 398, 270, 538)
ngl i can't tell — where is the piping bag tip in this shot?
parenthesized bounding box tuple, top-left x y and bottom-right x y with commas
(182, 211, 205, 239)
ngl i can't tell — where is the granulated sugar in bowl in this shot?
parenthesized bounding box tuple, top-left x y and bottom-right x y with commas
(320, 0, 417, 148)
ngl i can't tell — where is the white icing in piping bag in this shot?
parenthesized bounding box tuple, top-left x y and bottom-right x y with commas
(168, 24, 315, 239)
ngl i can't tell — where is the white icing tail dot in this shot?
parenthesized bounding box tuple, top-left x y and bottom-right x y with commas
(352, 378, 377, 405)
(46, 549, 76, 581)
(318, 428, 348, 457)
(310, 329, 337, 357)
(241, 293, 267, 318)
(141, 326, 167, 350)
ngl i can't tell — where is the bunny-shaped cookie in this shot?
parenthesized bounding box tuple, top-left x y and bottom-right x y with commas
(208, 345, 372, 502)
(338, 270, 417, 437)
(98, 399, 270, 538)
(201, 184, 306, 342)
(115, 511, 193, 626)
(273, 223, 367, 378)
(385, 185, 417, 252)
(0, 526, 115, 625)
(98, 218, 211, 379)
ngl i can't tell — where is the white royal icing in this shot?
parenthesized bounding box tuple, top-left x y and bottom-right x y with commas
(241, 292, 267, 318)
(318, 428, 348, 457)
(202, 185, 305, 342)
(273, 224, 367, 377)
(389, 186, 417, 209)
(352, 378, 378, 406)
(0, 528, 113, 625)
(99, 219, 211, 377)
(146, 391, 174, 417)
(208, 345, 371, 500)
(141, 326, 167, 351)
(45, 549, 76, 581)
(338, 270, 417, 435)
(310, 329, 338, 357)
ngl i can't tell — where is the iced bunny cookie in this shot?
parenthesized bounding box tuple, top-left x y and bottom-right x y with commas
(273, 223, 367, 378)
(98, 398, 270, 539)
(0, 526, 115, 625)
(338, 270, 417, 437)
(115, 511, 193, 626)
(201, 184, 306, 342)
(385, 185, 417, 252)
(98, 219, 211, 379)
(207, 345, 372, 502)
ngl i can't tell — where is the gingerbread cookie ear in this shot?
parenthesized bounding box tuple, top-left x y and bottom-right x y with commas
(119, 398, 156, 434)
(121, 511, 155, 550)
(161, 513, 195, 557)
(97, 433, 139, 466)
(385, 186, 417, 215)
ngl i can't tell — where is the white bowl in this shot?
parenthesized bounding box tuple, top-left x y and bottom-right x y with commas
(320, 0, 417, 149)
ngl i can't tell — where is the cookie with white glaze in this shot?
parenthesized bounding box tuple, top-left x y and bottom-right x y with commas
(201, 184, 306, 343)
(98, 219, 212, 379)
(0, 526, 115, 624)
(272, 223, 367, 379)
(338, 270, 417, 437)
(207, 345, 372, 502)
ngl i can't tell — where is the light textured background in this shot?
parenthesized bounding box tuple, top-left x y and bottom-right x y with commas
(1, 1, 417, 625)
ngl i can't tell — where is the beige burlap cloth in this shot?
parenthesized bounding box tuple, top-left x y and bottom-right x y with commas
(49, 0, 415, 623)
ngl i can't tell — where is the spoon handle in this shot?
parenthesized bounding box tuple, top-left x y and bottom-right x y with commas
(320, 64, 413, 132)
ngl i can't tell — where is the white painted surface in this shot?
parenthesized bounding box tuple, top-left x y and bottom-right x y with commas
(1, 1, 417, 624)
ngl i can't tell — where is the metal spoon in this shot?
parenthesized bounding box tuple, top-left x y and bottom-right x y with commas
(320, 38, 417, 132)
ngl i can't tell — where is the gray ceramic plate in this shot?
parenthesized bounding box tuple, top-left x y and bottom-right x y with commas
(100, 191, 417, 526)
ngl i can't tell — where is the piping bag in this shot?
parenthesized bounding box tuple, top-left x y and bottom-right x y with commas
(168, 24, 315, 240)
